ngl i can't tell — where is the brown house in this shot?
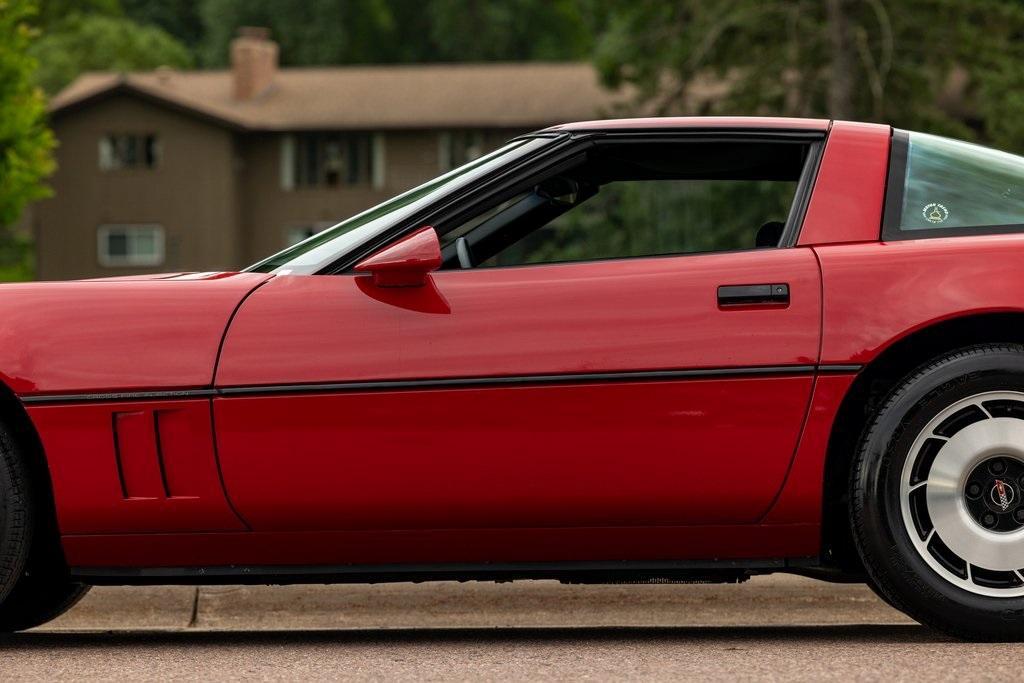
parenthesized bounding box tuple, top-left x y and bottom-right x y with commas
(36, 28, 624, 280)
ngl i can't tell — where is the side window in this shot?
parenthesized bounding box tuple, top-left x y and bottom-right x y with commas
(281, 133, 376, 189)
(887, 130, 1024, 236)
(438, 140, 812, 270)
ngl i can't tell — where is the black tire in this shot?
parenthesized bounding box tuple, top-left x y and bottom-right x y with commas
(0, 573, 90, 632)
(862, 573, 900, 611)
(852, 343, 1024, 641)
(0, 417, 87, 631)
(0, 417, 34, 607)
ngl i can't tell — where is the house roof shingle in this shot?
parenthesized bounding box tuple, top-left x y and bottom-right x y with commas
(50, 62, 631, 131)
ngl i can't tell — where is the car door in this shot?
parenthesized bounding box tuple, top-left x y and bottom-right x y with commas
(212, 133, 823, 538)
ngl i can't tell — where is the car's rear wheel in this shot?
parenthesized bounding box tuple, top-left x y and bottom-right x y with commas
(852, 344, 1024, 640)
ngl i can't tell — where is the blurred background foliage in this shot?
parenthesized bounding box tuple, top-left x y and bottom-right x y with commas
(6, 0, 1024, 277)
(0, 0, 50, 281)
(595, 0, 1024, 151)
(17, 0, 1024, 151)
(486, 179, 797, 268)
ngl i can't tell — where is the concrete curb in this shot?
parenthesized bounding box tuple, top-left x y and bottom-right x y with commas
(38, 574, 913, 632)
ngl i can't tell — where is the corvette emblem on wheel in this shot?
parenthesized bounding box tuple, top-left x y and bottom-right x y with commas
(992, 480, 1014, 511)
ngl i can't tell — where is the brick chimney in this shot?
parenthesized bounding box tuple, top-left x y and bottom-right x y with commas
(231, 27, 278, 101)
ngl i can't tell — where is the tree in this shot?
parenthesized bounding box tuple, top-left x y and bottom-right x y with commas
(593, 0, 1024, 150)
(198, 0, 396, 66)
(424, 0, 595, 62)
(0, 0, 54, 227)
(31, 13, 193, 94)
(31, 0, 120, 30)
(121, 0, 204, 49)
(196, 0, 601, 66)
(0, 0, 52, 280)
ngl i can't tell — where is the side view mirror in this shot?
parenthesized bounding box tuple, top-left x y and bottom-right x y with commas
(354, 226, 441, 287)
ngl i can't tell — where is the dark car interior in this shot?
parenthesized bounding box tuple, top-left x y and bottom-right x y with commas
(439, 139, 813, 270)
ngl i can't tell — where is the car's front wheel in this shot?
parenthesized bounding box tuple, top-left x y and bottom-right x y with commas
(853, 344, 1024, 640)
(0, 571, 89, 632)
(0, 417, 88, 631)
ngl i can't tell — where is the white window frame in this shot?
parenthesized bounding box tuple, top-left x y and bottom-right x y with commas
(97, 224, 166, 267)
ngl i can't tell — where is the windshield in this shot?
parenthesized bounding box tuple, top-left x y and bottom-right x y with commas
(247, 137, 555, 274)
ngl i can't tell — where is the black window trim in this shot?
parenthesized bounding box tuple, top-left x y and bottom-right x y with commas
(882, 128, 1024, 241)
(780, 135, 825, 248)
(325, 128, 827, 274)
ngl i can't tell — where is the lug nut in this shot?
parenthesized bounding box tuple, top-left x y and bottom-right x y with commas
(967, 483, 983, 498)
(983, 513, 998, 528)
(991, 460, 1007, 475)
(1015, 509, 1024, 524)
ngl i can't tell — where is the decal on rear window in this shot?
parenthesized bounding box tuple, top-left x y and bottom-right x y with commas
(886, 130, 1024, 237)
(921, 202, 949, 224)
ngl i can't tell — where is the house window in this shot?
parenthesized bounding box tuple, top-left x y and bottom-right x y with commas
(439, 131, 485, 171)
(97, 225, 165, 267)
(281, 133, 376, 189)
(99, 134, 160, 170)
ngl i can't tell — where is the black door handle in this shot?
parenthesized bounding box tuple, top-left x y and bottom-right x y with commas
(717, 283, 789, 306)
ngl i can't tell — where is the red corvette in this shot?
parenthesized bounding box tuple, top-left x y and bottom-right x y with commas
(3, 117, 1024, 639)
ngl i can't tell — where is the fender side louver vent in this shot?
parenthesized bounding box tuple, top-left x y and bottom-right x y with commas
(112, 410, 195, 500)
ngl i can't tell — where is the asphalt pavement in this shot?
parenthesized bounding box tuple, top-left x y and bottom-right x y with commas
(0, 574, 1011, 681)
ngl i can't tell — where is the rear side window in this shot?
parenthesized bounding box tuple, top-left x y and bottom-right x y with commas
(884, 130, 1024, 238)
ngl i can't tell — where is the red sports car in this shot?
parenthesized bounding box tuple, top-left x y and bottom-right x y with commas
(2, 117, 1024, 639)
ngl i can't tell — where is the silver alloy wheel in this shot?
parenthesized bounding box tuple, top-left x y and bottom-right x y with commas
(901, 391, 1024, 597)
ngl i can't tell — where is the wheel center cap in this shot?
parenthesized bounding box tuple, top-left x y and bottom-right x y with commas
(963, 456, 1024, 531)
(991, 480, 1016, 511)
